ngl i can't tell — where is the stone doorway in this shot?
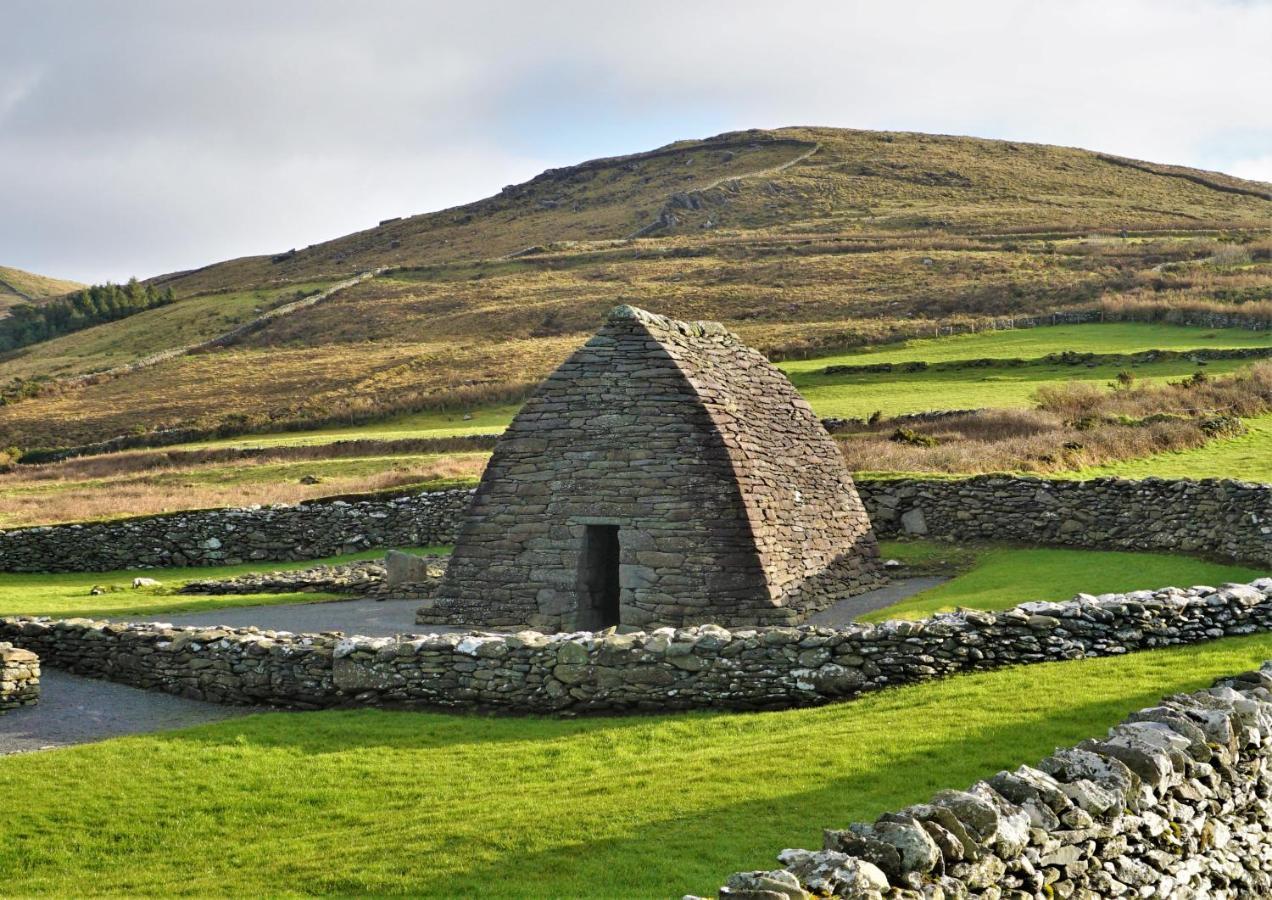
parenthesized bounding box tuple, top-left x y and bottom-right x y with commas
(578, 525, 621, 629)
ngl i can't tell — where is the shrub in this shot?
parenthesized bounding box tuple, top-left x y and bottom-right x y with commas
(889, 427, 940, 447)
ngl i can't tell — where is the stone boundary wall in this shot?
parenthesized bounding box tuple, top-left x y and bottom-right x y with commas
(0, 643, 39, 710)
(0, 489, 473, 573)
(2, 475, 1269, 574)
(2, 579, 1270, 712)
(709, 662, 1272, 899)
(856, 476, 1272, 565)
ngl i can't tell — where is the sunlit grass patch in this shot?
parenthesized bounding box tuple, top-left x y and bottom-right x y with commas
(0, 546, 448, 619)
(868, 540, 1266, 621)
(5, 635, 1272, 896)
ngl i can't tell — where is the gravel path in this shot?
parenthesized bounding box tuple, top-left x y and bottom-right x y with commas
(0, 668, 253, 755)
(1, 577, 943, 755)
(805, 577, 947, 627)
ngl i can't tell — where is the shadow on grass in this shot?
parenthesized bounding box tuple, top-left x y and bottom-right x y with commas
(8, 637, 1272, 898)
(397, 677, 1235, 897)
(124, 638, 1272, 897)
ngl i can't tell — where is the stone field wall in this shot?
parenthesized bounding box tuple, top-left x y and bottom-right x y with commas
(710, 663, 1272, 899)
(859, 475, 1272, 565)
(0, 642, 40, 710)
(3, 578, 1270, 713)
(1, 474, 1267, 574)
(0, 489, 473, 573)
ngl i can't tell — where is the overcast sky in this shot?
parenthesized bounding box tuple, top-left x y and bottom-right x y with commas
(4, 0, 1271, 284)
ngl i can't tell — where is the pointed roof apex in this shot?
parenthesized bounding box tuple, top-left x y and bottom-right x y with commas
(605, 304, 732, 338)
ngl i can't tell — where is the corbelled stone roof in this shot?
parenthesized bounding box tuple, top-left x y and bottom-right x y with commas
(423, 306, 882, 631)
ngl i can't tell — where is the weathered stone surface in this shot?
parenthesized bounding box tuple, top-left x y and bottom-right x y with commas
(427, 306, 885, 631)
(714, 659, 1272, 898)
(0, 642, 40, 710)
(0, 489, 470, 573)
(859, 475, 1272, 566)
(3, 578, 1271, 717)
(179, 555, 448, 600)
(2, 473, 1266, 581)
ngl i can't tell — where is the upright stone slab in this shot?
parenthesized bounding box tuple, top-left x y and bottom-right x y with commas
(0, 642, 40, 710)
(422, 305, 884, 631)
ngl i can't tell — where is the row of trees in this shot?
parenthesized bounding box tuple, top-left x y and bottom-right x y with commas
(0, 278, 174, 352)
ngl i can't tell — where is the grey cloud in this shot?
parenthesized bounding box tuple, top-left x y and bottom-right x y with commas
(3, 0, 1270, 283)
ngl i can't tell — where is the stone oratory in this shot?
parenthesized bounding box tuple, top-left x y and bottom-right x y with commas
(419, 305, 883, 631)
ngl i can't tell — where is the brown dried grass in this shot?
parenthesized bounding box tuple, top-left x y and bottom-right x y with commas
(1034, 361, 1272, 419)
(0, 454, 487, 527)
(838, 408, 1224, 475)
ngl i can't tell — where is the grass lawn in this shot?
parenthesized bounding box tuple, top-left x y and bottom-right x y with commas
(0, 547, 447, 619)
(1075, 413, 1272, 484)
(5, 635, 1272, 896)
(869, 540, 1267, 621)
(779, 321, 1272, 374)
(0, 452, 488, 528)
(186, 404, 522, 450)
(789, 355, 1255, 420)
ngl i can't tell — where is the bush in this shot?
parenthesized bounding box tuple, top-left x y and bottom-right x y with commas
(890, 427, 940, 447)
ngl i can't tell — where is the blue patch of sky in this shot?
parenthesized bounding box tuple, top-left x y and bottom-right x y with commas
(489, 61, 740, 164)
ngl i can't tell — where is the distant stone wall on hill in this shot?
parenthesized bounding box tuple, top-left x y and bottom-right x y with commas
(0, 475, 1268, 574)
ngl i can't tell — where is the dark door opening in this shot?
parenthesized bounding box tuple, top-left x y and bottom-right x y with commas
(579, 525, 621, 629)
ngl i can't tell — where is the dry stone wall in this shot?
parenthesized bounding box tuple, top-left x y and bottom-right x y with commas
(0, 488, 472, 573)
(710, 663, 1272, 899)
(1, 475, 1267, 576)
(857, 476, 1272, 565)
(0, 643, 39, 710)
(3, 578, 1271, 713)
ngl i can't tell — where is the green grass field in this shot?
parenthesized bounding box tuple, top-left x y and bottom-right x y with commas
(0, 547, 446, 619)
(5, 635, 1272, 897)
(144, 322, 1272, 450)
(188, 404, 522, 449)
(779, 321, 1272, 373)
(790, 355, 1254, 420)
(868, 541, 1266, 621)
(1076, 413, 1272, 483)
(1, 282, 334, 380)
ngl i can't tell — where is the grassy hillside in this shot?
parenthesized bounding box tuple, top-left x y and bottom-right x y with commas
(0, 281, 333, 379)
(0, 265, 84, 314)
(3, 127, 1270, 450)
(5, 322, 1269, 526)
(148, 127, 1272, 298)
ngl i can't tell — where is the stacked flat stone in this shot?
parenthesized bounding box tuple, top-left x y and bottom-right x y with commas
(3, 579, 1270, 713)
(710, 662, 1272, 898)
(859, 475, 1272, 565)
(177, 555, 449, 599)
(0, 488, 471, 574)
(179, 560, 392, 596)
(428, 305, 883, 631)
(0, 642, 39, 710)
(1, 474, 1268, 578)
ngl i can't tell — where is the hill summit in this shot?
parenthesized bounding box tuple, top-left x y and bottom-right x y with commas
(2, 126, 1270, 450)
